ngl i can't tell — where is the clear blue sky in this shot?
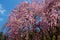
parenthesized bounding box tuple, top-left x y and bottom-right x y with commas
(0, 0, 22, 32)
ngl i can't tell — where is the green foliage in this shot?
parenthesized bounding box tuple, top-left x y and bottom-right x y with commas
(0, 32, 8, 40)
(0, 32, 2, 40)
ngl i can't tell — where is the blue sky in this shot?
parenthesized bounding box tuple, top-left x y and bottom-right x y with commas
(0, 0, 23, 32)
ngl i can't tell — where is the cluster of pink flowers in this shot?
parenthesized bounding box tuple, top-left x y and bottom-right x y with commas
(5, 0, 60, 40)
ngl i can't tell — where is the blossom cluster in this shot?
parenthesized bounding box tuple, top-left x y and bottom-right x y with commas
(5, 0, 60, 40)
